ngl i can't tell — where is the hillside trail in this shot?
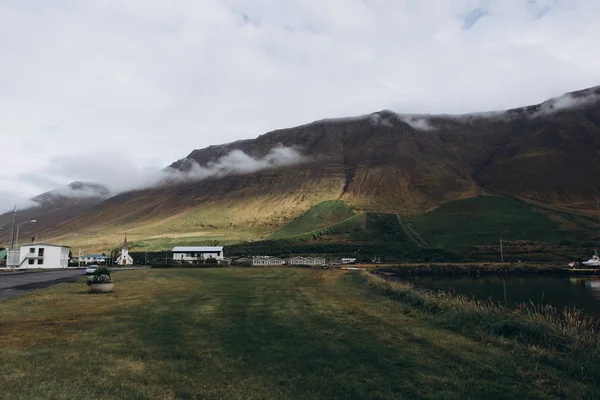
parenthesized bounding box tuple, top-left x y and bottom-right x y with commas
(396, 214, 430, 248)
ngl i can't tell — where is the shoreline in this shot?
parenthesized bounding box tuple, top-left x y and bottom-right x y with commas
(370, 262, 599, 277)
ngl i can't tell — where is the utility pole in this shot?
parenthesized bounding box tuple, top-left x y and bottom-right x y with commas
(165, 250, 168, 265)
(145, 251, 147, 265)
(8, 205, 16, 250)
(78, 248, 82, 268)
(500, 235, 504, 264)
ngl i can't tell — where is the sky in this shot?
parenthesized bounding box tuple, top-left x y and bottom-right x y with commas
(1, 0, 599, 212)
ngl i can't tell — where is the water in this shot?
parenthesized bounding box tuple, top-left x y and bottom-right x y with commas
(401, 275, 600, 317)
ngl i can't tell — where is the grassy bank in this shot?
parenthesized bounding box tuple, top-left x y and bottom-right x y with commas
(375, 263, 573, 276)
(1, 268, 599, 399)
(358, 272, 600, 382)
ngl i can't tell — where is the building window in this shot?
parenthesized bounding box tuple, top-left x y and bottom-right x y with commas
(28, 259, 35, 265)
(38, 259, 44, 265)
(38, 248, 44, 257)
(29, 248, 35, 254)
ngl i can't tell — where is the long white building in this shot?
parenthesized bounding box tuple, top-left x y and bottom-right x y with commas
(172, 246, 224, 262)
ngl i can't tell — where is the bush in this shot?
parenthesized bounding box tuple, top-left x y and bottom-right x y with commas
(92, 267, 111, 276)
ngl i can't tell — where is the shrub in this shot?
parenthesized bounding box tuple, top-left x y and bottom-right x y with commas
(92, 267, 111, 276)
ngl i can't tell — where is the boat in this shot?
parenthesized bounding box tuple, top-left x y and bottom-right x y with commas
(583, 254, 600, 267)
(568, 254, 600, 268)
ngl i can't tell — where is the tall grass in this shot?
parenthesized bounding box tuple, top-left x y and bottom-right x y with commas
(377, 263, 566, 276)
(357, 272, 600, 382)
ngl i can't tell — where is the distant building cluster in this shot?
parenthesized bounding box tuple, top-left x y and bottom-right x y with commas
(243, 256, 327, 266)
(1, 238, 359, 270)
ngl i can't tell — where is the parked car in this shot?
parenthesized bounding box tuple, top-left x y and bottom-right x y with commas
(85, 265, 99, 275)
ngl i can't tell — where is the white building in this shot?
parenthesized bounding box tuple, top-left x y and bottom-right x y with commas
(341, 258, 357, 264)
(313, 257, 327, 266)
(80, 254, 108, 265)
(252, 256, 284, 266)
(115, 236, 133, 266)
(6, 243, 69, 269)
(287, 257, 327, 266)
(172, 246, 224, 263)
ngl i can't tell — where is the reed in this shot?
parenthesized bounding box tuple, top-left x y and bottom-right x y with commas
(358, 272, 599, 359)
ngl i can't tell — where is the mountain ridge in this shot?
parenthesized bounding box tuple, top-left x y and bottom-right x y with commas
(2, 85, 600, 253)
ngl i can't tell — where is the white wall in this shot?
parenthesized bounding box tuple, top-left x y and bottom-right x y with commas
(174, 252, 223, 261)
(18, 245, 69, 269)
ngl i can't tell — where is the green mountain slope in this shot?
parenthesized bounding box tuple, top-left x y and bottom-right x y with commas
(412, 196, 593, 250)
(268, 200, 356, 239)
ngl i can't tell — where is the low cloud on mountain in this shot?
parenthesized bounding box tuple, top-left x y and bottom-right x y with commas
(164, 146, 307, 183)
(5, 145, 307, 208)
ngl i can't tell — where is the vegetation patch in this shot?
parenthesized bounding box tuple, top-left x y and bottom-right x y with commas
(1, 268, 599, 398)
(357, 271, 600, 385)
(412, 196, 588, 250)
(375, 263, 567, 277)
(268, 200, 356, 239)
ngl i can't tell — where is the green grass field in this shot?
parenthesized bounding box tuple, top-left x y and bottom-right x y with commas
(412, 195, 590, 250)
(1, 268, 597, 399)
(268, 200, 356, 239)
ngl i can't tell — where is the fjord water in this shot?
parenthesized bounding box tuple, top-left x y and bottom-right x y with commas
(405, 275, 600, 317)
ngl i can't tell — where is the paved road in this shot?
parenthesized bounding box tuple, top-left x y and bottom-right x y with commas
(0, 269, 86, 301)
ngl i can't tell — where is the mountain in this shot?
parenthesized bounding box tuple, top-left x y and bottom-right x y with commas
(3, 85, 600, 258)
(0, 182, 110, 246)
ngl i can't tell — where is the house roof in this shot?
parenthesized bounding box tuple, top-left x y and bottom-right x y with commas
(172, 246, 224, 252)
(83, 254, 107, 258)
(19, 243, 70, 249)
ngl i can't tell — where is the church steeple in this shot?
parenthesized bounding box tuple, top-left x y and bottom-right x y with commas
(115, 235, 133, 265)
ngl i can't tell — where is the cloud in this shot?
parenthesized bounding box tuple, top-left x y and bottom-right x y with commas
(0, 191, 37, 215)
(24, 145, 307, 197)
(1, 0, 600, 203)
(463, 7, 489, 30)
(164, 146, 307, 183)
(40, 182, 111, 200)
(396, 115, 436, 131)
(531, 89, 600, 116)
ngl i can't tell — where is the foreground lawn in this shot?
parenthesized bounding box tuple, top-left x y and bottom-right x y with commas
(0, 268, 597, 399)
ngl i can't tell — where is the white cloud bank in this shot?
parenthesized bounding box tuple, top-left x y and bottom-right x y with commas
(1, 0, 600, 209)
(0, 145, 306, 212)
(165, 146, 306, 183)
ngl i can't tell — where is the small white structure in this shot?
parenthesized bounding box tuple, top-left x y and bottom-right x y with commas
(172, 246, 224, 263)
(287, 257, 327, 266)
(115, 237, 133, 266)
(80, 254, 108, 265)
(341, 258, 357, 264)
(252, 256, 284, 266)
(6, 243, 70, 269)
(313, 257, 327, 266)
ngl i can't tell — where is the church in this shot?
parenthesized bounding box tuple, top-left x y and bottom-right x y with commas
(115, 236, 133, 266)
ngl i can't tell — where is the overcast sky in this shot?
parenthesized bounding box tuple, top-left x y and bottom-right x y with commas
(1, 0, 599, 212)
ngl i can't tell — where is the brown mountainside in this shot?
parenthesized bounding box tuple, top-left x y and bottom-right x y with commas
(2, 85, 599, 250)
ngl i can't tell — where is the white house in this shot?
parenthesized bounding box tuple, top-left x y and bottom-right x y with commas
(80, 254, 108, 265)
(115, 236, 133, 266)
(287, 257, 326, 266)
(341, 258, 357, 264)
(313, 257, 327, 266)
(6, 243, 70, 269)
(252, 256, 284, 266)
(172, 246, 224, 263)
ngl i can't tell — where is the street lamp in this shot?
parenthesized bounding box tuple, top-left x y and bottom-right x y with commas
(14, 220, 37, 248)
